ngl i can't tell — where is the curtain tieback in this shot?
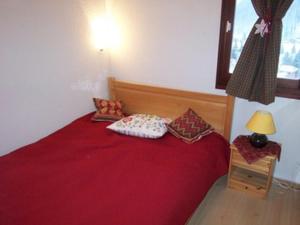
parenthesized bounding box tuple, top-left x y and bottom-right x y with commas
(255, 17, 272, 38)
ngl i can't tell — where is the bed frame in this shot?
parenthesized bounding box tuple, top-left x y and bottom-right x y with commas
(108, 77, 235, 140)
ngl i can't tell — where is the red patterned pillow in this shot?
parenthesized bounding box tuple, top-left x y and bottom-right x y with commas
(167, 108, 214, 143)
(92, 98, 125, 122)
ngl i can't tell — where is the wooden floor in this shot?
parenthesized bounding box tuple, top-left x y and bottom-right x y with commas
(187, 176, 300, 225)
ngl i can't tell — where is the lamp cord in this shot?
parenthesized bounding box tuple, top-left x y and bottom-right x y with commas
(272, 178, 300, 192)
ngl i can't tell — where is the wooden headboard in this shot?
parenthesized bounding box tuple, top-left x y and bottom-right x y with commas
(108, 77, 235, 140)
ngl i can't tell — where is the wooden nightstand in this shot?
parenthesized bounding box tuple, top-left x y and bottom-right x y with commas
(227, 144, 277, 198)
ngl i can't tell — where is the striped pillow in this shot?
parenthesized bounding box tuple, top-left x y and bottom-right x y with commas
(167, 108, 214, 143)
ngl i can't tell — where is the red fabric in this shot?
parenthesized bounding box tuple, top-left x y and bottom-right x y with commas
(233, 135, 281, 164)
(0, 113, 230, 225)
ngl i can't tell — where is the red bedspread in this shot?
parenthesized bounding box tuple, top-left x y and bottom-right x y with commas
(0, 113, 230, 225)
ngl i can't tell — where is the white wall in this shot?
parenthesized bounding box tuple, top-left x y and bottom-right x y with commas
(109, 0, 300, 182)
(0, 0, 109, 155)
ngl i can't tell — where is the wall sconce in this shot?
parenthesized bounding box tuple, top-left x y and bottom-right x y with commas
(90, 16, 108, 51)
(90, 15, 121, 52)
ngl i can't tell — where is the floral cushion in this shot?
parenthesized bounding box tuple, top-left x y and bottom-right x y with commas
(167, 108, 214, 144)
(107, 114, 168, 139)
(92, 98, 125, 122)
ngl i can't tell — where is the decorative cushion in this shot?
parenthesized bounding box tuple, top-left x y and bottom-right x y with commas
(167, 108, 214, 143)
(107, 114, 168, 139)
(92, 98, 125, 122)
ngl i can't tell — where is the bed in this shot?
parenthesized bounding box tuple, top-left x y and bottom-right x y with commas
(0, 77, 235, 225)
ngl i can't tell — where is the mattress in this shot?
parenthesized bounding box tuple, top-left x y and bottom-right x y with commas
(0, 113, 230, 225)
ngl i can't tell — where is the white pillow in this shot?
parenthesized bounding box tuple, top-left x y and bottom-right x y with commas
(107, 114, 168, 139)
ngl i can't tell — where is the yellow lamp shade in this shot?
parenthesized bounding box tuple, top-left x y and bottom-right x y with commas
(246, 110, 276, 135)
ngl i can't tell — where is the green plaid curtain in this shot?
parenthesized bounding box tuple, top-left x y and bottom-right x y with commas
(226, 0, 293, 105)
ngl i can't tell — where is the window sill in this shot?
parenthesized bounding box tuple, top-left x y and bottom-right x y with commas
(276, 87, 300, 100)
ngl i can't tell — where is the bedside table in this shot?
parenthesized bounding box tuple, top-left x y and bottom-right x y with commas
(227, 144, 277, 198)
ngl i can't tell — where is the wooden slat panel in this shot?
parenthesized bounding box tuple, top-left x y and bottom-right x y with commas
(108, 76, 235, 140)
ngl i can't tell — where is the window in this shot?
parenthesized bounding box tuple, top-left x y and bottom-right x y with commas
(216, 0, 300, 99)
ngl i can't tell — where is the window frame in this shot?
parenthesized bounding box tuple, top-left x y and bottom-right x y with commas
(215, 0, 300, 100)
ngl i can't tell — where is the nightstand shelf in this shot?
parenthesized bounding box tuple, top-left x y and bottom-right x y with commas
(227, 144, 277, 198)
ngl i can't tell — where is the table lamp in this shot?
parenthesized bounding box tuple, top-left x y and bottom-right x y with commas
(246, 110, 276, 148)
